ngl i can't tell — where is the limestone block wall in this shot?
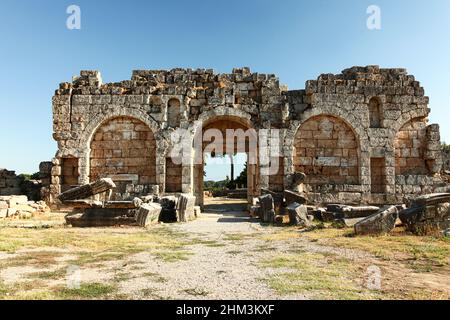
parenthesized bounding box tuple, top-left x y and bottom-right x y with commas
(394, 118, 429, 176)
(90, 117, 156, 184)
(293, 115, 359, 188)
(50, 65, 447, 206)
(284, 65, 446, 204)
(51, 68, 285, 204)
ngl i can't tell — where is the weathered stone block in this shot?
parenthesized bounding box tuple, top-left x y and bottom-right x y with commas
(259, 194, 275, 223)
(286, 202, 311, 227)
(136, 203, 162, 227)
(177, 194, 196, 222)
(58, 178, 116, 201)
(354, 206, 398, 236)
(399, 200, 450, 236)
(284, 190, 307, 205)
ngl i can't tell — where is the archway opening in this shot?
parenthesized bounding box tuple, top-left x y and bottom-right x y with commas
(193, 116, 259, 211)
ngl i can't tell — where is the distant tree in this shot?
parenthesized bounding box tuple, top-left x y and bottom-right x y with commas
(234, 161, 248, 188)
(442, 142, 450, 154)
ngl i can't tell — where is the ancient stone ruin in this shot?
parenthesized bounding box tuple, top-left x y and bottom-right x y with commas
(50, 66, 447, 209)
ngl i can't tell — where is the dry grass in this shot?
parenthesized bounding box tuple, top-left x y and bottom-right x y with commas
(260, 251, 382, 300)
(300, 226, 450, 270)
(0, 213, 448, 300)
(0, 215, 193, 299)
(258, 224, 450, 300)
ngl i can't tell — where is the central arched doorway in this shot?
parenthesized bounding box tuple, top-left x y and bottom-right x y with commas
(192, 115, 260, 208)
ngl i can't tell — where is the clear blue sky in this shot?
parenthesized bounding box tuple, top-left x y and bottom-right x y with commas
(1, 0, 449, 178)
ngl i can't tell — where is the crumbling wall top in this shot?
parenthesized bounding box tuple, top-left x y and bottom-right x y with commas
(54, 67, 284, 96)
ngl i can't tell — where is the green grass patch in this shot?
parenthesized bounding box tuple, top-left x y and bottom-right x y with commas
(56, 283, 117, 300)
(152, 250, 193, 262)
(27, 268, 67, 280)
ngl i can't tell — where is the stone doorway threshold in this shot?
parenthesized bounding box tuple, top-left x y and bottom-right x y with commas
(202, 197, 253, 224)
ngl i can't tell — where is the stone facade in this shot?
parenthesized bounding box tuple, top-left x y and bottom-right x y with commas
(51, 66, 447, 206)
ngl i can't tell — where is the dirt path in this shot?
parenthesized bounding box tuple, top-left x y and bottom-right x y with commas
(119, 198, 309, 299)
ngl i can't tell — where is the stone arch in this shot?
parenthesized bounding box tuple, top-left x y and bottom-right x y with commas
(394, 117, 429, 176)
(189, 106, 260, 206)
(79, 108, 159, 150)
(89, 116, 157, 190)
(391, 108, 430, 134)
(191, 106, 255, 136)
(369, 97, 383, 128)
(77, 108, 161, 185)
(292, 114, 360, 187)
(167, 98, 181, 128)
(284, 107, 368, 189)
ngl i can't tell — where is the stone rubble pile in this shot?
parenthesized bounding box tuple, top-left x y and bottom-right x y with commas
(60, 179, 198, 227)
(0, 195, 49, 219)
(253, 180, 449, 237)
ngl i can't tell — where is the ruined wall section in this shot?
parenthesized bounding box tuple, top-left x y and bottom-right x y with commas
(52, 68, 286, 202)
(287, 66, 444, 204)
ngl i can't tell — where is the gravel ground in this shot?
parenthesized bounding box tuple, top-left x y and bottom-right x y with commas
(116, 198, 376, 300)
(117, 199, 309, 299)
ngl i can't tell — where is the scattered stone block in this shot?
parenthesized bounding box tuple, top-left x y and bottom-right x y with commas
(354, 206, 398, 236)
(104, 198, 143, 209)
(65, 211, 136, 228)
(159, 196, 178, 222)
(259, 194, 275, 223)
(136, 203, 162, 227)
(399, 203, 450, 236)
(177, 194, 196, 222)
(286, 202, 311, 227)
(60, 199, 103, 209)
(58, 178, 116, 202)
(337, 217, 366, 228)
(410, 193, 450, 207)
(326, 204, 380, 218)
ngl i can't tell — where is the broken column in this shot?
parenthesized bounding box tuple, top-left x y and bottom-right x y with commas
(58, 178, 116, 202)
